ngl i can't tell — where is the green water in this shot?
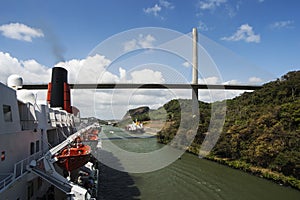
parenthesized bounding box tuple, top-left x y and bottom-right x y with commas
(97, 126, 300, 200)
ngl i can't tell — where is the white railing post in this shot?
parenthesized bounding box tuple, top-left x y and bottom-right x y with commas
(20, 162, 23, 177)
(13, 163, 17, 178)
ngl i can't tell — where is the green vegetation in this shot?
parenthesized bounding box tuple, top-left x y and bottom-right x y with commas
(157, 99, 211, 150)
(128, 106, 151, 122)
(157, 71, 300, 189)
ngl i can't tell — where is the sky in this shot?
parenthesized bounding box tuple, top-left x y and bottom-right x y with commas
(0, 0, 299, 119)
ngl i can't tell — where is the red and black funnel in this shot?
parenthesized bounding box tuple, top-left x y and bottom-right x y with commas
(47, 67, 72, 113)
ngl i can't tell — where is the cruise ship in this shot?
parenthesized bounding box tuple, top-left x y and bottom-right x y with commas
(0, 67, 99, 199)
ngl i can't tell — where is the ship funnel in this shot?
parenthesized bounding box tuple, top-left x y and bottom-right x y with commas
(47, 67, 72, 113)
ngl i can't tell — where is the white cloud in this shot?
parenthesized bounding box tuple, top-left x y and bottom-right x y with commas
(221, 24, 260, 43)
(198, 0, 238, 18)
(223, 79, 239, 85)
(0, 23, 44, 42)
(198, 21, 209, 31)
(55, 54, 115, 84)
(199, 90, 244, 102)
(129, 69, 165, 83)
(0, 52, 50, 104)
(0, 51, 171, 119)
(225, 4, 236, 18)
(123, 34, 156, 52)
(196, 76, 260, 102)
(197, 76, 243, 102)
(0, 51, 263, 119)
(119, 67, 127, 82)
(199, 76, 220, 84)
(143, 0, 174, 17)
(96, 67, 167, 119)
(182, 61, 191, 68)
(199, 76, 240, 86)
(117, 68, 165, 84)
(123, 39, 138, 52)
(248, 76, 262, 83)
(159, 0, 175, 9)
(138, 34, 156, 48)
(0, 51, 50, 84)
(108, 89, 175, 119)
(199, 0, 227, 11)
(270, 20, 294, 29)
(143, 4, 162, 17)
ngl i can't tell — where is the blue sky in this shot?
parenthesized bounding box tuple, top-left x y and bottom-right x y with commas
(0, 0, 299, 118)
(0, 0, 299, 76)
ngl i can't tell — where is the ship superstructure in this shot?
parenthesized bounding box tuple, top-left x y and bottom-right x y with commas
(0, 67, 99, 199)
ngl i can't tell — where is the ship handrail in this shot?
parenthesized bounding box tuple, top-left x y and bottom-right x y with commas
(0, 151, 42, 193)
(0, 173, 13, 192)
(48, 141, 53, 148)
(13, 151, 43, 179)
(56, 126, 68, 139)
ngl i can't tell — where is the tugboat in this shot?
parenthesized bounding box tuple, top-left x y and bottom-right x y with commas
(125, 120, 145, 133)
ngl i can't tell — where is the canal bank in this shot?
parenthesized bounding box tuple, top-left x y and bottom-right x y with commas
(169, 143, 300, 191)
(204, 155, 300, 191)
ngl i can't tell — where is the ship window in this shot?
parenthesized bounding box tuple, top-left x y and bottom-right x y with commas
(30, 142, 35, 155)
(3, 105, 12, 122)
(1, 151, 5, 161)
(36, 140, 40, 153)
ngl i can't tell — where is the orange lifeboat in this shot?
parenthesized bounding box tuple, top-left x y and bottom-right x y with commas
(83, 129, 99, 141)
(82, 129, 99, 150)
(88, 134, 98, 141)
(56, 137, 91, 171)
(91, 129, 99, 135)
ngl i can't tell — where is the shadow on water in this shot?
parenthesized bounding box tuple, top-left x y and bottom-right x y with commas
(95, 149, 141, 200)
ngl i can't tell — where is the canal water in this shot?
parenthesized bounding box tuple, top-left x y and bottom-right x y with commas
(95, 126, 300, 200)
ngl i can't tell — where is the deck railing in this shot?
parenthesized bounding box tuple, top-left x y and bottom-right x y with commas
(0, 151, 42, 193)
(13, 151, 42, 179)
(0, 173, 13, 192)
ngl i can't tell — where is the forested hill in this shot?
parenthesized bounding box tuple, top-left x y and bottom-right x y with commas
(157, 70, 300, 188)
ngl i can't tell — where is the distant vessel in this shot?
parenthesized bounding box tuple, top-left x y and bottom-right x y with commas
(125, 120, 145, 133)
(0, 67, 99, 199)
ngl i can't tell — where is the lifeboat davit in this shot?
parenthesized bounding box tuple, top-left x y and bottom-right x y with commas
(56, 137, 91, 171)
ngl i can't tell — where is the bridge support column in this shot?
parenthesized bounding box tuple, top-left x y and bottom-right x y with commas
(192, 27, 199, 100)
(192, 28, 199, 115)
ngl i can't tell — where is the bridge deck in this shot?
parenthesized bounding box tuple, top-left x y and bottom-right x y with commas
(22, 83, 262, 90)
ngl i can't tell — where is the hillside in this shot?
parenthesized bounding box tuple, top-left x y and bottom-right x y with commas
(157, 70, 300, 189)
(118, 106, 151, 127)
